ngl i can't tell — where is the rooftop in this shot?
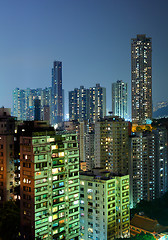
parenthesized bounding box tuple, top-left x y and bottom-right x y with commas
(80, 168, 127, 180)
(131, 214, 168, 233)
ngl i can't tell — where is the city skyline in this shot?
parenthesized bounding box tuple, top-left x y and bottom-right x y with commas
(0, 0, 168, 118)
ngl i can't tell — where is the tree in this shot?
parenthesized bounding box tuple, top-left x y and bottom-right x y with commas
(0, 201, 20, 240)
(117, 232, 155, 240)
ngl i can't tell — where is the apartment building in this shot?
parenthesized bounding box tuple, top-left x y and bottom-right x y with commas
(19, 121, 79, 239)
(79, 169, 130, 240)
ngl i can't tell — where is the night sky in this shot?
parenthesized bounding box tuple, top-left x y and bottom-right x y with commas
(0, 0, 168, 118)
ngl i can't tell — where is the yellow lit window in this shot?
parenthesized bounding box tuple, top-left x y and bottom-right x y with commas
(59, 152, 64, 157)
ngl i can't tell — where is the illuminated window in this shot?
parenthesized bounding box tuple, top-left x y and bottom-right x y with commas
(51, 145, 58, 150)
(53, 214, 58, 220)
(59, 152, 64, 157)
(80, 181, 84, 185)
(36, 172, 41, 176)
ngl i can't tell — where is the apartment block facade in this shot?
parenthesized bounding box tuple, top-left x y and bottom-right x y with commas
(69, 84, 106, 123)
(13, 87, 52, 122)
(79, 169, 130, 240)
(20, 122, 79, 239)
(129, 127, 168, 208)
(51, 61, 64, 125)
(112, 80, 128, 120)
(94, 116, 129, 174)
(0, 108, 16, 205)
(131, 34, 152, 124)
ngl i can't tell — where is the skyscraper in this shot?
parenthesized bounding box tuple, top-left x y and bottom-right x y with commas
(94, 116, 129, 174)
(19, 122, 80, 239)
(13, 88, 26, 120)
(13, 87, 52, 122)
(0, 108, 16, 205)
(69, 84, 106, 123)
(34, 98, 41, 121)
(131, 34, 152, 125)
(80, 169, 130, 239)
(112, 80, 128, 119)
(129, 131, 156, 208)
(89, 84, 106, 123)
(129, 127, 168, 208)
(69, 86, 89, 122)
(51, 61, 63, 125)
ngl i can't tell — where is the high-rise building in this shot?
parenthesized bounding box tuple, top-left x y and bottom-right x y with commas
(19, 122, 80, 239)
(112, 80, 128, 119)
(78, 121, 95, 171)
(69, 88, 79, 121)
(69, 84, 106, 123)
(89, 84, 106, 123)
(0, 108, 16, 205)
(129, 131, 156, 208)
(41, 87, 52, 121)
(51, 61, 63, 125)
(131, 34, 152, 125)
(154, 127, 168, 198)
(43, 105, 50, 122)
(85, 130, 95, 171)
(79, 169, 130, 240)
(34, 98, 41, 121)
(94, 116, 129, 174)
(129, 127, 168, 208)
(62, 89, 65, 121)
(13, 87, 52, 122)
(13, 88, 26, 120)
(79, 122, 87, 164)
(69, 86, 89, 122)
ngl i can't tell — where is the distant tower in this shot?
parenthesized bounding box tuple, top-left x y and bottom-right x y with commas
(112, 80, 128, 119)
(69, 84, 106, 123)
(43, 105, 50, 122)
(89, 84, 106, 123)
(51, 61, 63, 125)
(13, 88, 26, 120)
(69, 86, 89, 122)
(131, 34, 152, 124)
(34, 98, 41, 120)
(41, 87, 51, 123)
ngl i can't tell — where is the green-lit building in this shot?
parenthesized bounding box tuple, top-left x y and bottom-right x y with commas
(79, 169, 130, 240)
(20, 121, 79, 239)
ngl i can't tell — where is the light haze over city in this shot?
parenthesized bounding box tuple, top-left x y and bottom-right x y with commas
(0, 0, 168, 117)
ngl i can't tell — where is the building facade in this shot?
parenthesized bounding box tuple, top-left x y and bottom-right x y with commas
(131, 34, 152, 125)
(69, 84, 106, 123)
(80, 169, 130, 240)
(13, 87, 52, 122)
(94, 116, 129, 175)
(154, 127, 168, 198)
(19, 122, 80, 239)
(112, 80, 128, 119)
(89, 84, 106, 123)
(129, 127, 168, 208)
(69, 86, 89, 122)
(0, 108, 16, 205)
(13, 88, 26, 120)
(129, 132, 156, 208)
(51, 61, 63, 125)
